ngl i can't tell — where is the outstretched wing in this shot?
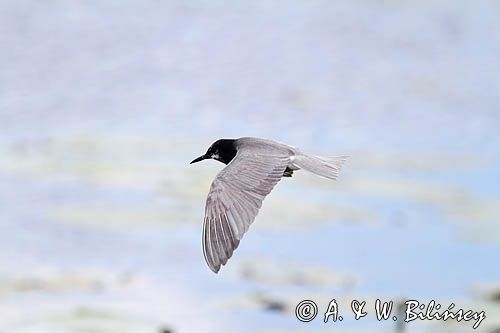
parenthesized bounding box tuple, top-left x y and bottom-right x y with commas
(203, 150, 290, 273)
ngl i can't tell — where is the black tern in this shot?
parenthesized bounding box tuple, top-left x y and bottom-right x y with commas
(190, 137, 347, 273)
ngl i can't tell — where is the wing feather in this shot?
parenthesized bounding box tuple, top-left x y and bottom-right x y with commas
(202, 150, 289, 273)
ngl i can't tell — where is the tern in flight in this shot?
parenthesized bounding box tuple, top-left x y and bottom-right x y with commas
(190, 137, 347, 273)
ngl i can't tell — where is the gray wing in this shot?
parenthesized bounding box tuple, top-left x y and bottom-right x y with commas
(203, 150, 290, 273)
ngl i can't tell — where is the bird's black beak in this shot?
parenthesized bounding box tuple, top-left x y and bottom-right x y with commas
(190, 154, 208, 164)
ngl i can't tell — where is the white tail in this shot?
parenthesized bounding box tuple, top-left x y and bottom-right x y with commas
(292, 154, 348, 180)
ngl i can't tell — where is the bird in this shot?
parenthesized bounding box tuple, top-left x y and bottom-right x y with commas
(190, 137, 347, 273)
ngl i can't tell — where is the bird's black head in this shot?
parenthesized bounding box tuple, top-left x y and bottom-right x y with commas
(190, 139, 237, 165)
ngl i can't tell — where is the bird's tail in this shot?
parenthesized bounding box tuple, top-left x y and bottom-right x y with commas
(292, 154, 348, 180)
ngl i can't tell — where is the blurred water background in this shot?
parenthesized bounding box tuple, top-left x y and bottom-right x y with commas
(1, 1, 500, 332)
